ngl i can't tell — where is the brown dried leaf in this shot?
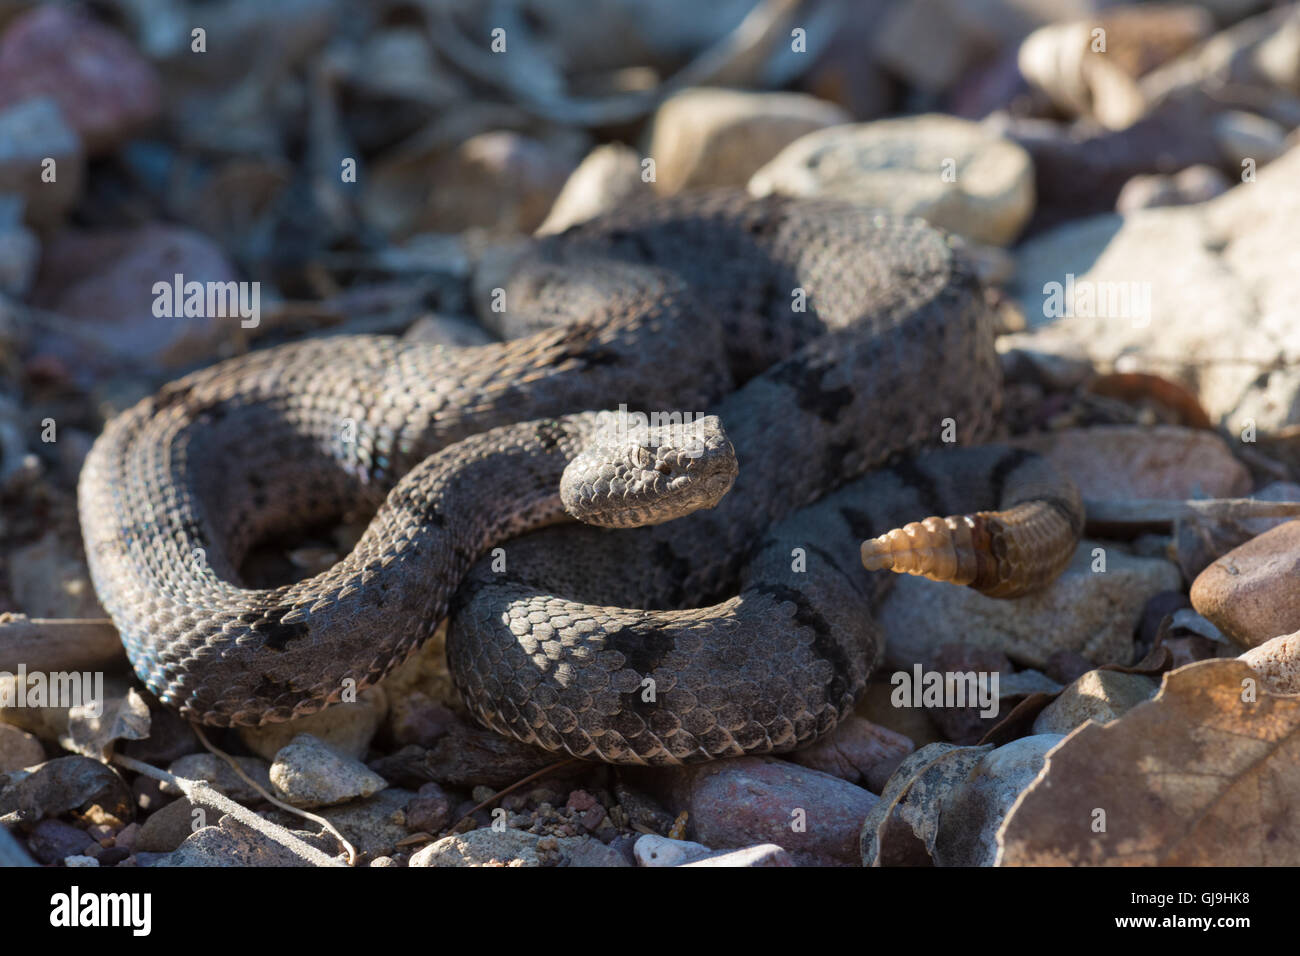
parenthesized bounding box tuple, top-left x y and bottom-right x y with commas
(997, 660, 1300, 865)
(62, 687, 151, 761)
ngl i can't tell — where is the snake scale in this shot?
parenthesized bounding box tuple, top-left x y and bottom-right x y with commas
(78, 191, 1083, 765)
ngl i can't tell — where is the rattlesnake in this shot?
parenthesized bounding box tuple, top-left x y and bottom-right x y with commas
(78, 191, 1083, 764)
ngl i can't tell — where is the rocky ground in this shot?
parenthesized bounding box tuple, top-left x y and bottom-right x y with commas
(2, 0, 1300, 868)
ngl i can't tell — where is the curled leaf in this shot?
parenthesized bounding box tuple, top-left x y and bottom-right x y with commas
(998, 660, 1300, 865)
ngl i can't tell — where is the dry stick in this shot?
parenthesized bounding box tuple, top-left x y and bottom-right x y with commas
(111, 752, 344, 867)
(423, 0, 803, 126)
(1083, 497, 1300, 528)
(447, 757, 580, 835)
(0, 615, 124, 673)
(189, 725, 359, 866)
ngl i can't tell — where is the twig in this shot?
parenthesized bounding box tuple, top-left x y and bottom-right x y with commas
(191, 725, 359, 866)
(112, 752, 344, 867)
(422, 0, 804, 126)
(447, 757, 579, 834)
(0, 615, 125, 673)
(1084, 497, 1300, 529)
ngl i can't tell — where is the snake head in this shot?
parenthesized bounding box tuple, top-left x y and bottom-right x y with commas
(561, 413, 737, 528)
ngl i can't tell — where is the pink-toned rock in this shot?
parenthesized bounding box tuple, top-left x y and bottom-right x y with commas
(0, 6, 161, 153)
(1192, 521, 1300, 648)
(787, 716, 914, 789)
(1013, 426, 1251, 501)
(1239, 631, 1300, 695)
(645, 757, 877, 867)
(31, 225, 243, 368)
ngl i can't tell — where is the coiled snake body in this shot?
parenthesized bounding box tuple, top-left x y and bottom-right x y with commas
(79, 192, 1082, 764)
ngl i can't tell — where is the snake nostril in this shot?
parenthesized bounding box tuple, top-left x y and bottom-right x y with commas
(655, 461, 672, 475)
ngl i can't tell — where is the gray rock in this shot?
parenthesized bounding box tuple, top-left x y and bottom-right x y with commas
(0, 755, 132, 824)
(63, 854, 98, 867)
(26, 818, 93, 863)
(269, 734, 387, 809)
(647, 88, 849, 195)
(750, 114, 1035, 245)
(881, 540, 1181, 670)
(1006, 141, 1300, 435)
(536, 143, 647, 235)
(410, 827, 545, 868)
(1031, 670, 1159, 735)
(681, 843, 794, 867)
(633, 834, 715, 867)
(285, 787, 416, 859)
(134, 798, 202, 853)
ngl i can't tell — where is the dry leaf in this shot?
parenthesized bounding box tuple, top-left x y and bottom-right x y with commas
(998, 660, 1300, 865)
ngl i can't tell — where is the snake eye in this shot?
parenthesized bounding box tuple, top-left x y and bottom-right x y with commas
(631, 444, 652, 469)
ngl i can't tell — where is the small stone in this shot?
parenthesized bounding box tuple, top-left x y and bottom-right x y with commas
(1192, 522, 1300, 647)
(1239, 631, 1300, 695)
(1031, 670, 1159, 735)
(134, 798, 200, 853)
(633, 834, 715, 867)
(750, 115, 1035, 246)
(269, 734, 388, 809)
(0, 755, 132, 824)
(648, 88, 849, 196)
(1214, 111, 1288, 168)
(114, 822, 140, 853)
(565, 789, 598, 813)
(25, 819, 94, 864)
(0, 6, 161, 154)
(0, 723, 44, 772)
(681, 844, 793, 867)
(410, 827, 546, 867)
(536, 143, 647, 235)
(63, 855, 98, 867)
(281, 788, 416, 859)
(404, 782, 452, 834)
(644, 757, 877, 867)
